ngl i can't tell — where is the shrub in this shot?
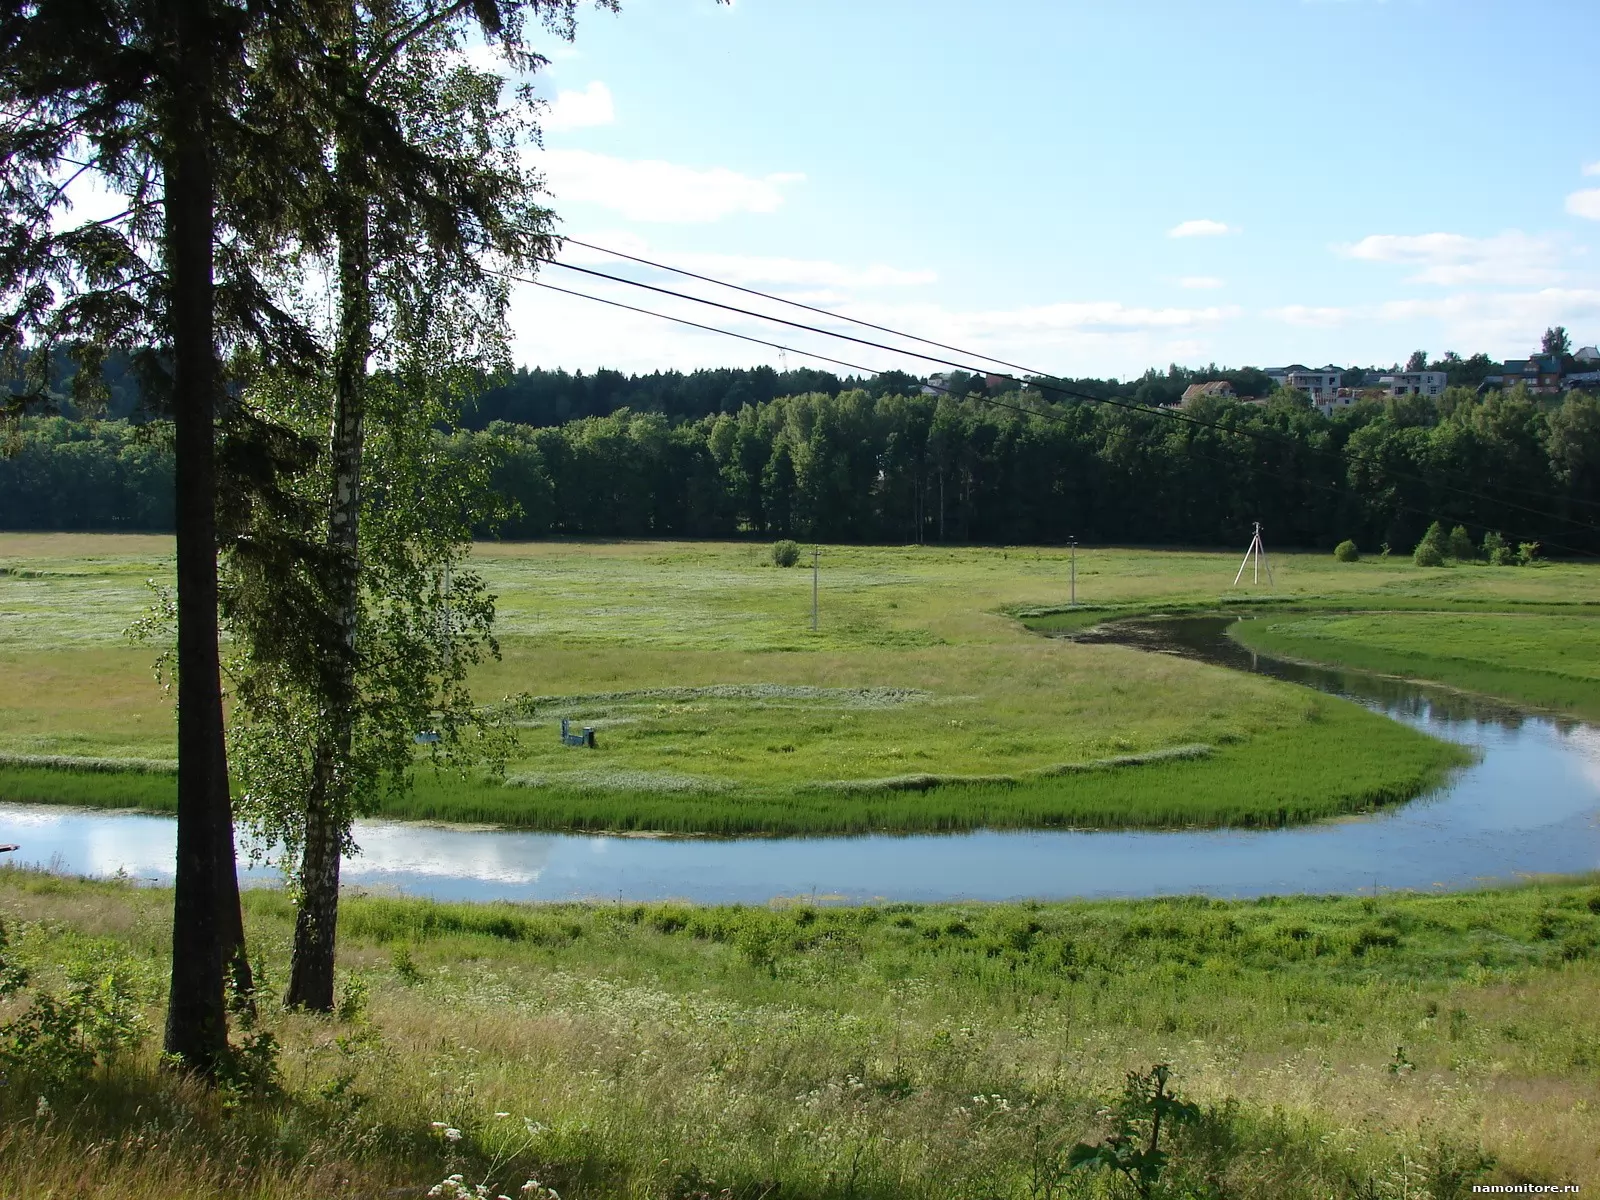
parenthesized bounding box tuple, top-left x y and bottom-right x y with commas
(1412, 522, 1446, 567)
(1447, 524, 1476, 561)
(1517, 540, 1542, 566)
(1333, 540, 1359, 562)
(771, 539, 801, 568)
(1482, 530, 1512, 565)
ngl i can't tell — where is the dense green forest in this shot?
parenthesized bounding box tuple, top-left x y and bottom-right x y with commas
(7, 381, 1600, 551)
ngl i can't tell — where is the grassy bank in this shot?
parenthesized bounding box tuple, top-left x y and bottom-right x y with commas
(1229, 611, 1600, 719)
(0, 536, 1506, 833)
(2, 868, 1597, 1196)
(0, 694, 1468, 833)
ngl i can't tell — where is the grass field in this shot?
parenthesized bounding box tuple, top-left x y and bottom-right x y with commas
(0, 534, 1511, 832)
(4, 534, 1588, 832)
(1229, 611, 1600, 719)
(2, 867, 1597, 1196)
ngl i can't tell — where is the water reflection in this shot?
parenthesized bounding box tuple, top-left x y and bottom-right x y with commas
(1, 617, 1596, 903)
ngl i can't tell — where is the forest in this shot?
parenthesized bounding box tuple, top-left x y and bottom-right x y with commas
(7, 379, 1600, 554)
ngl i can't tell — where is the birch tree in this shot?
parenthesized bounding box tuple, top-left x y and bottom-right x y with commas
(228, 0, 610, 1012)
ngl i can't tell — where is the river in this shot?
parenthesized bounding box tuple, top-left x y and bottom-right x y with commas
(3, 616, 1597, 903)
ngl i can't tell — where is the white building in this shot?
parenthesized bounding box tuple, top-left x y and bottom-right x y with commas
(1265, 364, 1344, 401)
(1379, 370, 1447, 398)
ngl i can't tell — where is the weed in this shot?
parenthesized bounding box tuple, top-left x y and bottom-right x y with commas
(1067, 1064, 1200, 1199)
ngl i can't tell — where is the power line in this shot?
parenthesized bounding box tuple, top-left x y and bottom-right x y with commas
(559, 237, 1600, 524)
(510, 269, 1599, 558)
(557, 236, 1033, 376)
(543, 254, 1600, 539)
(524, 278, 886, 377)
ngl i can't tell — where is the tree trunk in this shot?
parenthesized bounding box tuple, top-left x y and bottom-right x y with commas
(285, 122, 370, 1012)
(162, 0, 237, 1073)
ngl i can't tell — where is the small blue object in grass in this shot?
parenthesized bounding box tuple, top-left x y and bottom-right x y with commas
(560, 718, 597, 749)
(414, 730, 440, 745)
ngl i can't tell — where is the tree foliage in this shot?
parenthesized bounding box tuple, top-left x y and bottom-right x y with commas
(14, 384, 1600, 556)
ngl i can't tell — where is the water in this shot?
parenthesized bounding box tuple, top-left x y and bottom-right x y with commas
(4, 616, 1598, 903)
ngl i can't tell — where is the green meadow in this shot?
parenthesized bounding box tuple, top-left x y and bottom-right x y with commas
(5, 533, 1595, 832)
(1229, 611, 1600, 719)
(3, 867, 1599, 1196)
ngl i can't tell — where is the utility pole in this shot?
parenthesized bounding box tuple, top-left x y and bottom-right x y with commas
(811, 546, 819, 632)
(1069, 537, 1077, 606)
(1233, 522, 1275, 588)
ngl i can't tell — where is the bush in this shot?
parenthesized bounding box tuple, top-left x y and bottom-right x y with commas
(1517, 540, 1542, 566)
(1482, 530, 1512, 565)
(771, 539, 801, 568)
(1447, 524, 1476, 560)
(1333, 540, 1359, 562)
(1412, 521, 1446, 567)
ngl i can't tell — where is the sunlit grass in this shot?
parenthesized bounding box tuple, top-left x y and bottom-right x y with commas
(0, 534, 1583, 832)
(1230, 611, 1600, 718)
(1, 868, 1597, 1195)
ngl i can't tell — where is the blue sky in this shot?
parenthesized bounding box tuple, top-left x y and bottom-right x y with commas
(504, 0, 1600, 380)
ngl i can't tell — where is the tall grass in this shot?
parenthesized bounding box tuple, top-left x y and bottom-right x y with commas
(1, 868, 1596, 1195)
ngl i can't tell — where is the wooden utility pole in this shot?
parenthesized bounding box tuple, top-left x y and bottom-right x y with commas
(811, 546, 819, 631)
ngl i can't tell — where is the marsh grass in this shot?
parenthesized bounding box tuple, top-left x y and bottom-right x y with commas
(0, 699, 1468, 834)
(0, 868, 1596, 1196)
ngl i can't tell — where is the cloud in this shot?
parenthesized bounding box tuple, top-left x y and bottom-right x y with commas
(1264, 305, 1353, 329)
(536, 149, 803, 222)
(1567, 190, 1600, 221)
(1340, 230, 1564, 286)
(1178, 276, 1224, 290)
(1167, 219, 1231, 238)
(1584, 162, 1600, 177)
(1257, 288, 1600, 357)
(544, 81, 615, 132)
(508, 268, 1241, 380)
(564, 237, 936, 288)
(958, 300, 1239, 334)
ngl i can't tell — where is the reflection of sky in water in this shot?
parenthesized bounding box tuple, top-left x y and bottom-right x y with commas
(2, 620, 1597, 904)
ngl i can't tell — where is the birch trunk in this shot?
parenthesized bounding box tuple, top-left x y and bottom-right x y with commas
(285, 124, 370, 1012)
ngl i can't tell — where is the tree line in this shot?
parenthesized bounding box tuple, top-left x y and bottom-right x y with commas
(11, 382, 1600, 554)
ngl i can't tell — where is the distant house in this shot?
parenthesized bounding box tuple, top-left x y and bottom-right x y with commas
(1575, 345, 1599, 365)
(1177, 380, 1235, 406)
(1265, 364, 1343, 402)
(1496, 356, 1565, 394)
(1378, 370, 1447, 398)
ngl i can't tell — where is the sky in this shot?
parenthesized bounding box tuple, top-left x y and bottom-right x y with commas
(502, 0, 1600, 381)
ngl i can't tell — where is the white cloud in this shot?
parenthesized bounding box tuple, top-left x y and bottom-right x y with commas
(1583, 162, 1600, 177)
(1167, 219, 1231, 238)
(1566, 189, 1600, 221)
(564, 237, 936, 288)
(1340, 230, 1564, 286)
(1257, 288, 1600, 358)
(958, 300, 1239, 334)
(1264, 305, 1353, 329)
(1178, 276, 1225, 290)
(508, 269, 1241, 379)
(536, 149, 803, 222)
(544, 81, 615, 132)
